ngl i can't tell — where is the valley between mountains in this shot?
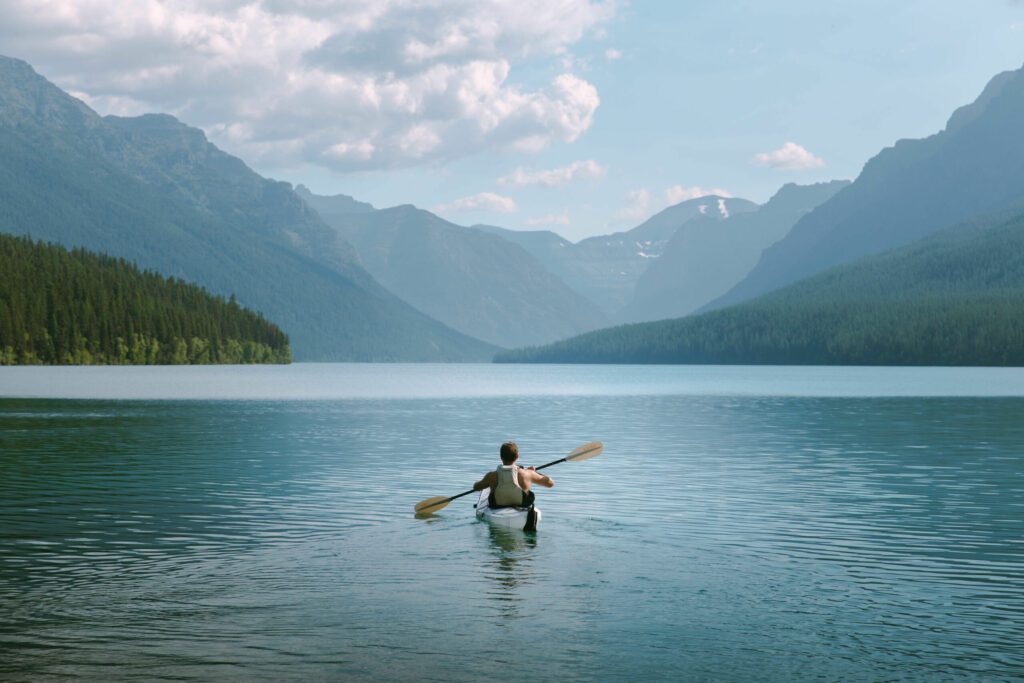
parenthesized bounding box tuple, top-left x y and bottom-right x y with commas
(4, 53, 1024, 365)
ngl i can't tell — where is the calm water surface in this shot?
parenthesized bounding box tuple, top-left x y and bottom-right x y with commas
(1, 364, 1023, 681)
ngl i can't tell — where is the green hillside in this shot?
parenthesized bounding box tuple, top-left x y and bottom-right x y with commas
(495, 207, 1024, 366)
(0, 234, 290, 365)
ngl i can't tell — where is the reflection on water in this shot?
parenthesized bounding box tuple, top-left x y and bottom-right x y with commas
(2, 375, 1024, 681)
(487, 526, 537, 554)
(484, 526, 538, 603)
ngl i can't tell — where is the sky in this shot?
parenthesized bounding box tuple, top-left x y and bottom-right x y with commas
(2, 1, 1023, 241)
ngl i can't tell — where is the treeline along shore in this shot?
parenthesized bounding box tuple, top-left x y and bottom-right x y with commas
(0, 234, 291, 365)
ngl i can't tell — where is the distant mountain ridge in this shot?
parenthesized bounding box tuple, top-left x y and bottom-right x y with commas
(496, 203, 1024, 366)
(483, 196, 759, 316)
(563, 196, 759, 314)
(295, 184, 376, 216)
(11, 51, 1022, 365)
(0, 54, 494, 361)
(473, 224, 573, 283)
(312, 201, 608, 347)
(621, 181, 849, 323)
(706, 62, 1024, 311)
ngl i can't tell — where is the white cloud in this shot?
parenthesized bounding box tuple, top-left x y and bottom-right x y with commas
(614, 188, 650, 222)
(397, 124, 441, 158)
(605, 48, 622, 60)
(1, 0, 616, 172)
(434, 192, 518, 214)
(499, 159, 606, 187)
(324, 139, 376, 161)
(526, 211, 570, 226)
(664, 185, 732, 204)
(752, 141, 825, 170)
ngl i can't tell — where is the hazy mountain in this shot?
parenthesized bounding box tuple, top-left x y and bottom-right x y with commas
(478, 197, 757, 315)
(706, 63, 1024, 311)
(473, 224, 573, 280)
(620, 181, 849, 323)
(0, 54, 494, 361)
(563, 196, 759, 314)
(314, 203, 608, 347)
(496, 203, 1024, 366)
(295, 184, 375, 217)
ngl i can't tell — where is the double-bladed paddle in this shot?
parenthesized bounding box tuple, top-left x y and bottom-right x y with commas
(413, 441, 603, 515)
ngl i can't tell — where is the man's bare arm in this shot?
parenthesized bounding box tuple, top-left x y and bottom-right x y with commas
(525, 467, 554, 488)
(473, 471, 496, 491)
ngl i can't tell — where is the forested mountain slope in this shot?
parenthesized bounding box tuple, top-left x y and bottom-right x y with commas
(0, 234, 290, 364)
(496, 205, 1024, 366)
(705, 63, 1024, 311)
(0, 54, 494, 361)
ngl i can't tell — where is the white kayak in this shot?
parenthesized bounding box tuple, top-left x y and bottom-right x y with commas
(475, 488, 541, 531)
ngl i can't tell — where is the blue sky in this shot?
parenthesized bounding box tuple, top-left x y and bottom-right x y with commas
(315, 1, 1024, 240)
(4, 1, 1023, 240)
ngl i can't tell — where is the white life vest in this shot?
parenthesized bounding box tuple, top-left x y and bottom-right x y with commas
(493, 463, 525, 506)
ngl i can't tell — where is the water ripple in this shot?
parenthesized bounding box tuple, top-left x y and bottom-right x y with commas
(2, 393, 1023, 681)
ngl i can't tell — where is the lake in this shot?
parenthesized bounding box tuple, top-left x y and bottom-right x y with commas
(2, 364, 1023, 681)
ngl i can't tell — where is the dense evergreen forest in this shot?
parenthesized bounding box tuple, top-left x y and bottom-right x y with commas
(495, 208, 1024, 366)
(0, 234, 290, 364)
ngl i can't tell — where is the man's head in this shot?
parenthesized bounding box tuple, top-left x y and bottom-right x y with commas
(500, 441, 519, 465)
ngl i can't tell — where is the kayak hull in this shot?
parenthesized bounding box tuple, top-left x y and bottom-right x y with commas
(475, 488, 541, 531)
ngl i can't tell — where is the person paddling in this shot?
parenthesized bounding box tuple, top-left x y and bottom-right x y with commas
(413, 441, 600, 522)
(473, 441, 554, 510)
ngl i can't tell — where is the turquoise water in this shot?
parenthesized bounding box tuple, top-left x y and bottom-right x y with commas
(2, 364, 1023, 680)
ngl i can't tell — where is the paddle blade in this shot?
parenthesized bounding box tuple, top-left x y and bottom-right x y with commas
(414, 495, 451, 514)
(567, 441, 603, 462)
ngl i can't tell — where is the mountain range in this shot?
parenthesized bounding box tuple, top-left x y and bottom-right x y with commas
(483, 196, 759, 316)
(496, 63, 1024, 366)
(619, 181, 849, 323)
(6, 50, 1024, 367)
(303, 201, 608, 347)
(495, 202, 1024, 365)
(705, 64, 1024, 312)
(0, 54, 494, 361)
(3, 53, 769, 360)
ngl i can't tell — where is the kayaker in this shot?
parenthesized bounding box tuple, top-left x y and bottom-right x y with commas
(472, 441, 554, 508)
